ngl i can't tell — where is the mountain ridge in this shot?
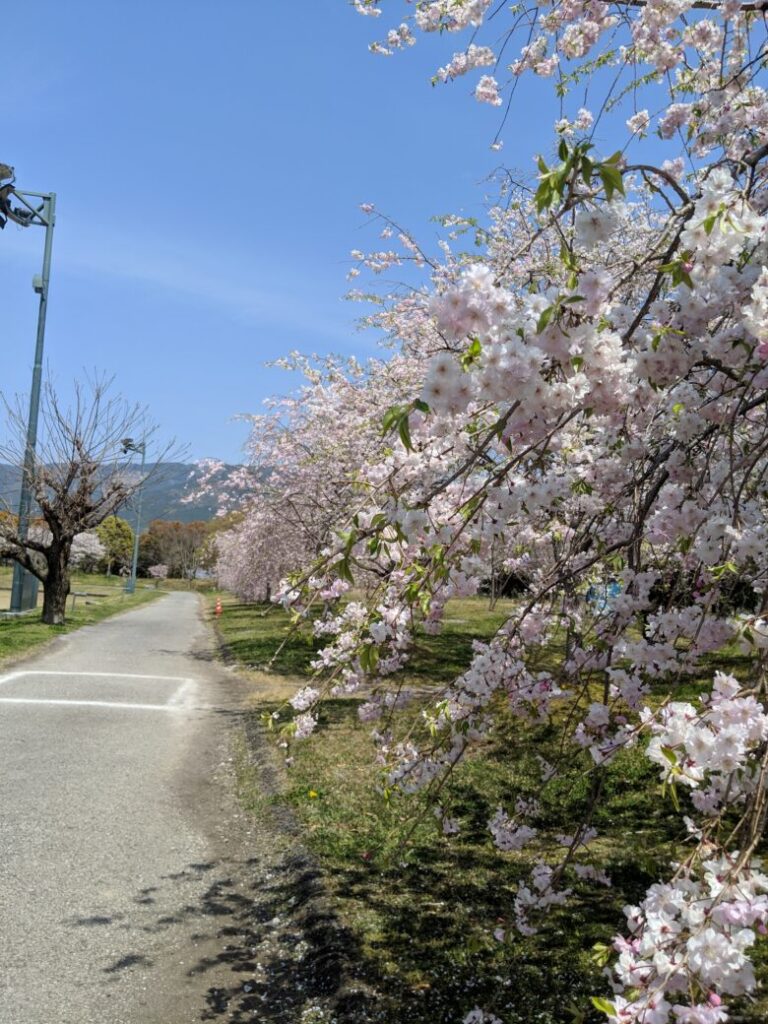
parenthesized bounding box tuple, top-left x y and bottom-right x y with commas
(0, 461, 237, 525)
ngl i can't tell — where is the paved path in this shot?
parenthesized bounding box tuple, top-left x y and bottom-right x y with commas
(0, 593, 262, 1024)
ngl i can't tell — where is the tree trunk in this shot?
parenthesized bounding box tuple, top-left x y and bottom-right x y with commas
(41, 543, 71, 625)
(489, 539, 498, 610)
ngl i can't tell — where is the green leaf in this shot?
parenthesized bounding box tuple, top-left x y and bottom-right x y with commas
(535, 179, 553, 213)
(537, 154, 549, 175)
(398, 415, 413, 451)
(382, 404, 406, 434)
(537, 304, 556, 333)
(558, 137, 569, 161)
(552, 168, 568, 195)
(590, 996, 617, 1016)
(660, 745, 678, 766)
(359, 643, 380, 674)
(461, 336, 482, 369)
(560, 243, 579, 273)
(598, 168, 615, 201)
(590, 943, 612, 967)
(461, 493, 484, 521)
(362, 643, 374, 672)
(383, 401, 423, 451)
(599, 164, 625, 200)
(337, 557, 354, 584)
(711, 560, 738, 579)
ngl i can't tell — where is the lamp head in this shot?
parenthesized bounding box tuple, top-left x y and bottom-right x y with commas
(121, 437, 145, 455)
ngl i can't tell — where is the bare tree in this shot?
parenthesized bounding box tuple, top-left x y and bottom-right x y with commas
(0, 377, 178, 624)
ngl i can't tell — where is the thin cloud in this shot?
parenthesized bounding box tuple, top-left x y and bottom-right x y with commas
(0, 222, 354, 340)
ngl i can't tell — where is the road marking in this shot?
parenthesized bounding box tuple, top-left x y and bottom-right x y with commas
(168, 678, 197, 708)
(0, 670, 200, 711)
(0, 670, 194, 685)
(0, 698, 177, 711)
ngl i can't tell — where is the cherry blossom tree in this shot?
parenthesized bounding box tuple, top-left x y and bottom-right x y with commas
(217, 2, 768, 1020)
(70, 531, 106, 573)
(213, 352, 422, 601)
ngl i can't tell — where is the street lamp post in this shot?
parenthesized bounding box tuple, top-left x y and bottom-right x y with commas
(121, 438, 146, 595)
(2, 167, 57, 613)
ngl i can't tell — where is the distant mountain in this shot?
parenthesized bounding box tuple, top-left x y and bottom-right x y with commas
(0, 462, 239, 525)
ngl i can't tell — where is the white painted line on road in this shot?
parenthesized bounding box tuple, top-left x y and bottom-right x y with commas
(0, 698, 177, 711)
(167, 678, 197, 708)
(0, 670, 202, 711)
(0, 670, 193, 685)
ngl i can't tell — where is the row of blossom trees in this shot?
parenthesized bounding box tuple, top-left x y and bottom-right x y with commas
(215, 2, 768, 1021)
(212, 351, 422, 600)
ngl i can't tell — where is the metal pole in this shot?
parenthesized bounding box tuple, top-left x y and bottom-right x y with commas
(125, 445, 145, 595)
(10, 193, 56, 613)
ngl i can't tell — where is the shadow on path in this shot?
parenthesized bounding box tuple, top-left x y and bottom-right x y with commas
(65, 853, 378, 1024)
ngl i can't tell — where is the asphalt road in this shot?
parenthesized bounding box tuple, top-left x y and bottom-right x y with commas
(0, 592, 260, 1024)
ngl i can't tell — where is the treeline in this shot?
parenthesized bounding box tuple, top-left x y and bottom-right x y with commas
(1, 512, 231, 582)
(97, 516, 229, 580)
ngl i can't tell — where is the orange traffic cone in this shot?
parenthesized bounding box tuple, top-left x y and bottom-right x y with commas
(215, 597, 222, 617)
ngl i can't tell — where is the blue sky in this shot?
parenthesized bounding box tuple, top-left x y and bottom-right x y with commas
(1, 1, 659, 463)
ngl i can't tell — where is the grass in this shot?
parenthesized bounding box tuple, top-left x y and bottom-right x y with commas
(0, 566, 217, 610)
(0, 567, 163, 665)
(211, 592, 768, 1024)
(212, 595, 519, 698)
(149, 576, 218, 593)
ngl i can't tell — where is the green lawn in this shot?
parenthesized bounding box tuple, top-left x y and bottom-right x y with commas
(0, 567, 126, 612)
(0, 568, 162, 665)
(211, 593, 768, 1024)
